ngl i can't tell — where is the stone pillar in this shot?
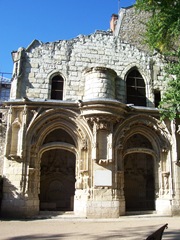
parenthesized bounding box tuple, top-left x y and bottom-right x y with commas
(83, 67, 117, 100)
(88, 117, 119, 218)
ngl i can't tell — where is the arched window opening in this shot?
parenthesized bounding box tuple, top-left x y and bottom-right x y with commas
(126, 69, 146, 106)
(51, 75, 64, 100)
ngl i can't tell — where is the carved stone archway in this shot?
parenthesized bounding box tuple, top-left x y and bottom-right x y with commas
(24, 107, 92, 216)
(114, 114, 171, 215)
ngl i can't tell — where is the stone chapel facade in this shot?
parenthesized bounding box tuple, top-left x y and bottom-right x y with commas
(0, 5, 180, 218)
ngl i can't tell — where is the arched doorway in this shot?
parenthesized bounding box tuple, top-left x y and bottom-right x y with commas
(123, 134, 155, 212)
(39, 128, 76, 211)
(40, 149, 76, 211)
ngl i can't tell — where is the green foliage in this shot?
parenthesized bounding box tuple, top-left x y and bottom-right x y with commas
(135, 0, 180, 120)
(159, 60, 180, 120)
(135, 0, 180, 53)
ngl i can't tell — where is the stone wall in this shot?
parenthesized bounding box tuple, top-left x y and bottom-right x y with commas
(115, 6, 151, 52)
(11, 30, 166, 106)
(2, 6, 178, 218)
(0, 109, 7, 175)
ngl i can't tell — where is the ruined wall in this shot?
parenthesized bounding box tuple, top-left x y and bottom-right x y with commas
(2, 6, 178, 218)
(10, 31, 166, 107)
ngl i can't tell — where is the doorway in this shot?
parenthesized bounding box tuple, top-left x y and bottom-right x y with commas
(39, 149, 76, 211)
(124, 153, 155, 211)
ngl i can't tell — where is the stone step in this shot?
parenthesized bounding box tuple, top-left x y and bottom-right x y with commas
(37, 211, 86, 219)
(125, 210, 156, 216)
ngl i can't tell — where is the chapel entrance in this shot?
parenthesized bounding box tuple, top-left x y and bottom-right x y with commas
(124, 153, 155, 211)
(39, 149, 76, 211)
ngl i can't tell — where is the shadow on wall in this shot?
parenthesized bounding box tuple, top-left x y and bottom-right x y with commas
(0, 175, 3, 210)
(0, 177, 25, 218)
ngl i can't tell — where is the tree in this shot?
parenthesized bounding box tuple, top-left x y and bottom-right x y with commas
(135, 0, 180, 120)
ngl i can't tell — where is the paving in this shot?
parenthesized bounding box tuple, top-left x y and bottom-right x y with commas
(0, 214, 179, 240)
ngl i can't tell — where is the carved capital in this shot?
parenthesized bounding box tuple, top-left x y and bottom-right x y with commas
(95, 158, 113, 165)
(86, 116, 117, 131)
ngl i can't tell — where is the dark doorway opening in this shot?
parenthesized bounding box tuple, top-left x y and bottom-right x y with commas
(39, 149, 75, 211)
(124, 153, 155, 211)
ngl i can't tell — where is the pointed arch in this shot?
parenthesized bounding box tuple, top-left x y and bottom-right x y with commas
(126, 67, 146, 106)
(114, 114, 171, 213)
(23, 107, 93, 208)
(51, 75, 64, 100)
(48, 71, 66, 100)
(114, 114, 171, 157)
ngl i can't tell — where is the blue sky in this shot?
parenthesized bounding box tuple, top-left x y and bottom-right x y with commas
(0, 0, 135, 77)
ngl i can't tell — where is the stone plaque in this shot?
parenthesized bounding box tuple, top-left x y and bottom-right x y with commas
(94, 170, 112, 186)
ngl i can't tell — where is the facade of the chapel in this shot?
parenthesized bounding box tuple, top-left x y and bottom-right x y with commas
(0, 6, 180, 218)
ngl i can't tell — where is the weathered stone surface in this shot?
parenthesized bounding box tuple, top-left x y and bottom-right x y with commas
(0, 5, 180, 219)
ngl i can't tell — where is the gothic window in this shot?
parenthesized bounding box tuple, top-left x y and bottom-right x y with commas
(51, 75, 64, 100)
(126, 69, 146, 106)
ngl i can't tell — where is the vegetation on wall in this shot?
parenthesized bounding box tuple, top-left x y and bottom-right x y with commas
(135, 0, 180, 120)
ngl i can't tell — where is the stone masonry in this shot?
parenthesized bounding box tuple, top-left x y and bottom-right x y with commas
(0, 5, 180, 218)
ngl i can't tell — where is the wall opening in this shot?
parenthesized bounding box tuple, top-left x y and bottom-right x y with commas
(39, 149, 76, 211)
(124, 153, 155, 211)
(51, 75, 64, 100)
(154, 89, 161, 108)
(122, 133, 155, 212)
(126, 68, 146, 106)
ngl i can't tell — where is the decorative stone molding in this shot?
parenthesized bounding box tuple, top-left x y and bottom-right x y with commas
(123, 148, 157, 159)
(89, 117, 114, 164)
(7, 154, 21, 161)
(97, 159, 113, 164)
(86, 116, 117, 130)
(115, 115, 170, 153)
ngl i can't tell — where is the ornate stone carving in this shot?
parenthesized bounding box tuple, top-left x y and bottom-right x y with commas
(97, 159, 113, 164)
(116, 115, 170, 154)
(75, 170, 89, 190)
(162, 171, 170, 195)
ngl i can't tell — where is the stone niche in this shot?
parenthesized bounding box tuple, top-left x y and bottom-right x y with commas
(83, 67, 117, 100)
